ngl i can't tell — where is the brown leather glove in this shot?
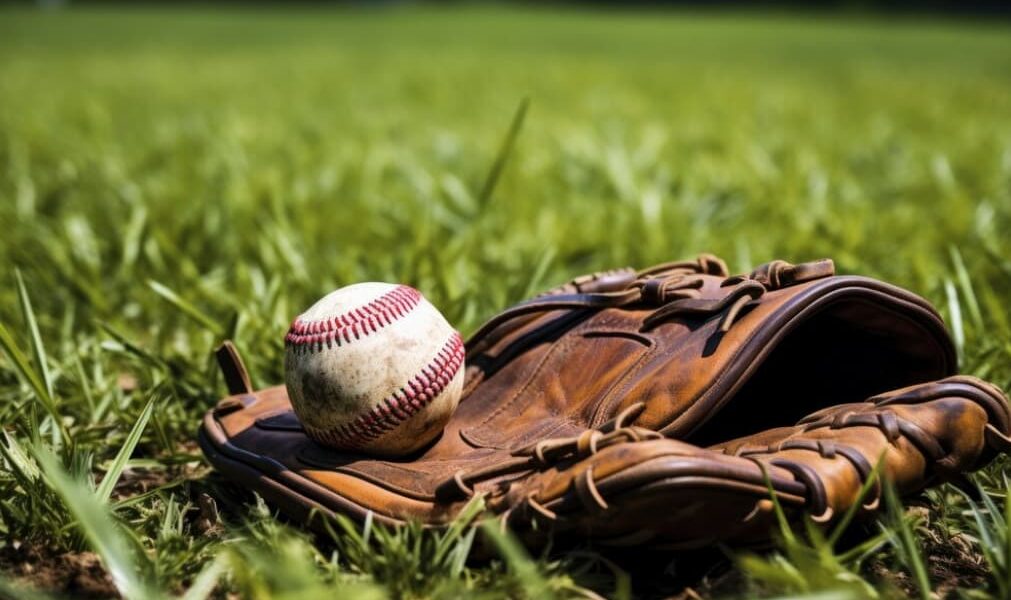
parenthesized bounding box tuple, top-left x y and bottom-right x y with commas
(199, 256, 1011, 547)
(487, 375, 1010, 548)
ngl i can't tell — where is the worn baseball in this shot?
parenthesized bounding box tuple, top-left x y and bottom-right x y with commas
(284, 283, 465, 456)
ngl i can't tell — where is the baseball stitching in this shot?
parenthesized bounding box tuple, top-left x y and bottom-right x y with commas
(285, 285, 422, 353)
(306, 331, 465, 449)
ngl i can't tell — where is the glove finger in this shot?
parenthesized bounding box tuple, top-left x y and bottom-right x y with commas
(716, 374, 1011, 511)
(503, 437, 807, 548)
(509, 376, 1011, 548)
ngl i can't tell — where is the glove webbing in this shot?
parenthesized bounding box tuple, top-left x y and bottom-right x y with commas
(466, 257, 835, 360)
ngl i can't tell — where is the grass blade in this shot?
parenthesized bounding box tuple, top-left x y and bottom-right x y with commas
(15, 269, 55, 401)
(949, 246, 983, 331)
(480, 519, 555, 600)
(95, 321, 168, 370)
(95, 396, 156, 504)
(760, 464, 797, 546)
(944, 278, 964, 364)
(432, 495, 484, 567)
(957, 478, 1010, 597)
(520, 246, 558, 300)
(0, 431, 41, 488)
(881, 481, 930, 600)
(827, 452, 886, 546)
(147, 280, 224, 336)
(180, 554, 227, 600)
(1005, 476, 1011, 600)
(31, 444, 156, 600)
(0, 321, 68, 443)
(477, 96, 530, 206)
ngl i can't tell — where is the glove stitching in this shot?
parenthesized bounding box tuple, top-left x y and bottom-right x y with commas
(440, 403, 655, 503)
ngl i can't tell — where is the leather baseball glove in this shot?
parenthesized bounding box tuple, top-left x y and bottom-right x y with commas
(199, 256, 1011, 547)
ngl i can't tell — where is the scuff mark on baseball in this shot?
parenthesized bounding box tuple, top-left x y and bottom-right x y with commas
(284, 282, 465, 456)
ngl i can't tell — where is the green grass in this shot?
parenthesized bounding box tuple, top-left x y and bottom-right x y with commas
(1, 4, 1010, 598)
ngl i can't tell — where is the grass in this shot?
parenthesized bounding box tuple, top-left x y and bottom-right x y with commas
(0, 4, 1010, 598)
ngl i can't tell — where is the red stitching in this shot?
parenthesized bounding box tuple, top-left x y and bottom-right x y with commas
(305, 331, 465, 449)
(285, 285, 422, 352)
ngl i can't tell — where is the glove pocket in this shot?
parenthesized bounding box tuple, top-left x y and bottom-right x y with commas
(460, 330, 654, 451)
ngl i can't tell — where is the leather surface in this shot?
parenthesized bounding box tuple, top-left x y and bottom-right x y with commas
(495, 375, 1010, 547)
(199, 256, 1009, 546)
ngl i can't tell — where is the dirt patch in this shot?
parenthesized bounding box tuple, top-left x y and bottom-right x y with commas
(865, 508, 990, 599)
(923, 531, 990, 597)
(0, 544, 119, 599)
(1, 448, 210, 599)
(109, 466, 175, 499)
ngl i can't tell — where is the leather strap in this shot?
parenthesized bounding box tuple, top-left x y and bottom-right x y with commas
(215, 341, 253, 395)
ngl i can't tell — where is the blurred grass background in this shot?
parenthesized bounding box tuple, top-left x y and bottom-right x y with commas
(1, 4, 1011, 598)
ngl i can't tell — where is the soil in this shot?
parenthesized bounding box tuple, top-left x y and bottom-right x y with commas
(1, 544, 119, 599)
(0, 453, 208, 599)
(865, 528, 990, 599)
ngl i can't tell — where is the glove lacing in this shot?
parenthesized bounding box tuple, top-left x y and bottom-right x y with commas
(466, 256, 836, 357)
(441, 378, 1011, 527)
(437, 402, 659, 515)
(723, 375, 1011, 522)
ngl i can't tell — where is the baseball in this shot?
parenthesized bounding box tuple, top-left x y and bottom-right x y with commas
(284, 283, 465, 456)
